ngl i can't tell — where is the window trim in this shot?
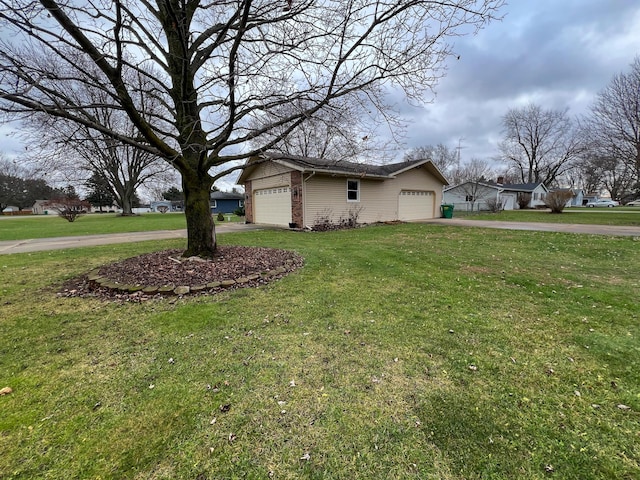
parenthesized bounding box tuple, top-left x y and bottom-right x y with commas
(347, 179, 360, 202)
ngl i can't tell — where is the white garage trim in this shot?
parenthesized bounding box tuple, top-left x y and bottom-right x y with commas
(398, 190, 435, 220)
(254, 186, 292, 226)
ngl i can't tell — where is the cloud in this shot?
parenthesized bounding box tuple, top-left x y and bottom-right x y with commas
(395, 0, 640, 161)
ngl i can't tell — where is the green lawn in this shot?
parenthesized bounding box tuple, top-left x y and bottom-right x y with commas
(457, 208, 640, 226)
(1, 224, 639, 479)
(0, 213, 244, 241)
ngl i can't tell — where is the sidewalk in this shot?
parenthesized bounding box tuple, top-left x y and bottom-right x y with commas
(0, 222, 263, 254)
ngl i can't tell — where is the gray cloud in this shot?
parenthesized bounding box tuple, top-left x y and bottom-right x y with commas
(399, 0, 640, 162)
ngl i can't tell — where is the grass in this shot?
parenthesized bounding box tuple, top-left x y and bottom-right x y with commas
(0, 213, 244, 241)
(1, 224, 639, 479)
(457, 208, 640, 226)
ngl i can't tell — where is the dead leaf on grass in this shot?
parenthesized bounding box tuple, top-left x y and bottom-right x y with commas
(0, 386, 13, 395)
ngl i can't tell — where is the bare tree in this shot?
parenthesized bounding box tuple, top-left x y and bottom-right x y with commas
(499, 104, 583, 186)
(0, 155, 57, 211)
(249, 97, 393, 163)
(404, 143, 458, 177)
(452, 157, 495, 211)
(580, 57, 640, 199)
(0, 0, 504, 256)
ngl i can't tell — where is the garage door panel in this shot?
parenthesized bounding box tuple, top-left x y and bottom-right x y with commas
(398, 190, 434, 220)
(254, 187, 291, 226)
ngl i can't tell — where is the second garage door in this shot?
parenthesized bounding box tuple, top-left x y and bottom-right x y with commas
(398, 190, 435, 220)
(254, 187, 292, 226)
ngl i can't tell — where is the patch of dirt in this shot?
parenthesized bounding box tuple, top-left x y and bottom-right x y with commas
(59, 246, 304, 302)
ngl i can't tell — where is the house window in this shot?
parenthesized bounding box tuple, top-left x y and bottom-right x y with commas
(347, 179, 360, 202)
(239, 200, 244, 207)
(465, 195, 474, 202)
(211, 200, 217, 208)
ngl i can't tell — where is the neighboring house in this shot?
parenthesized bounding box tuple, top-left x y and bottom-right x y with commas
(210, 191, 244, 214)
(551, 188, 584, 207)
(238, 153, 449, 227)
(583, 192, 599, 205)
(498, 182, 550, 208)
(2, 205, 22, 214)
(443, 182, 505, 211)
(150, 200, 182, 212)
(31, 200, 49, 215)
(443, 180, 550, 211)
(90, 203, 122, 213)
(132, 205, 152, 214)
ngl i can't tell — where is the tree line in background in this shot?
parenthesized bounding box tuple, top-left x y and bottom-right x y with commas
(404, 57, 640, 204)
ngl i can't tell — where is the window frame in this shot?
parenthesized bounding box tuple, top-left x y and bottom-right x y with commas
(347, 179, 360, 202)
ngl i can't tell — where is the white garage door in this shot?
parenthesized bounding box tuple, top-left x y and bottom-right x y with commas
(398, 190, 435, 220)
(254, 187, 292, 226)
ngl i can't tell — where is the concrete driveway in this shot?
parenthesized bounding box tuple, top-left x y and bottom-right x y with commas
(0, 222, 263, 254)
(423, 218, 640, 237)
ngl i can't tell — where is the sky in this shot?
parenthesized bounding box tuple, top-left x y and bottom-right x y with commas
(394, 0, 640, 167)
(2, 1, 640, 188)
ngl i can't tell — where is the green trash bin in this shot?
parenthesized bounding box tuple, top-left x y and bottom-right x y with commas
(440, 204, 454, 219)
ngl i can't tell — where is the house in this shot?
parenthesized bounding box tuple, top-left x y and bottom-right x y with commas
(237, 153, 449, 227)
(150, 200, 182, 212)
(31, 200, 49, 215)
(498, 182, 549, 209)
(443, 182, 506, 211)
(550, 188, 584, 207)
(210, 191, 244, 214)
(89, 203, 122, 213)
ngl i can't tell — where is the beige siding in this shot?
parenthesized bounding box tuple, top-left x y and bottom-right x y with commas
(246, 162, 292, 190)
(303, 167, 443, 226)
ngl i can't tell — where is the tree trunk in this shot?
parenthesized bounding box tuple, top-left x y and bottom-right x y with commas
(120, 195, 133, 216)
(182, 173, 216, 257)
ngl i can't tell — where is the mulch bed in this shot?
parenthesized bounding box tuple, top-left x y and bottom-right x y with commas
(58, 246, 304, 302)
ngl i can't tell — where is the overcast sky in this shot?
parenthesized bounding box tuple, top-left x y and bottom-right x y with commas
(396, 0, 640, 167)
(2, 1, 640, 186)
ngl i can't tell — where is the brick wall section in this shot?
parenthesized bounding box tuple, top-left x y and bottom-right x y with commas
(243, 180, 253, 223)
(290, 171, 304, 227)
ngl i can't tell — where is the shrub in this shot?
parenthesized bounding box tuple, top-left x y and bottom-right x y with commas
(543, 190, 574, 214)
(485, 197, 504, 213)
(312, 206, 364, 231)
(217, 212, 225, 221)
(234, 206, 245, 216)
(44, 197, 91, 222)
(517, 193, 532, 209)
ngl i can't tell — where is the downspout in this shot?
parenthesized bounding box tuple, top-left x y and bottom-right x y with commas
(303, 172, 316, 229)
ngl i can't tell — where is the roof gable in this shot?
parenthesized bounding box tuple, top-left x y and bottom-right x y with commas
(444, 181, 502, 192)
(499, 182, 548, 193)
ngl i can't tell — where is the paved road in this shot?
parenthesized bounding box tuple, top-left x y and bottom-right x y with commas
(0, 222, 263, 254)
(424, 218, 640, 236)
(1, 219, 638, 254)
